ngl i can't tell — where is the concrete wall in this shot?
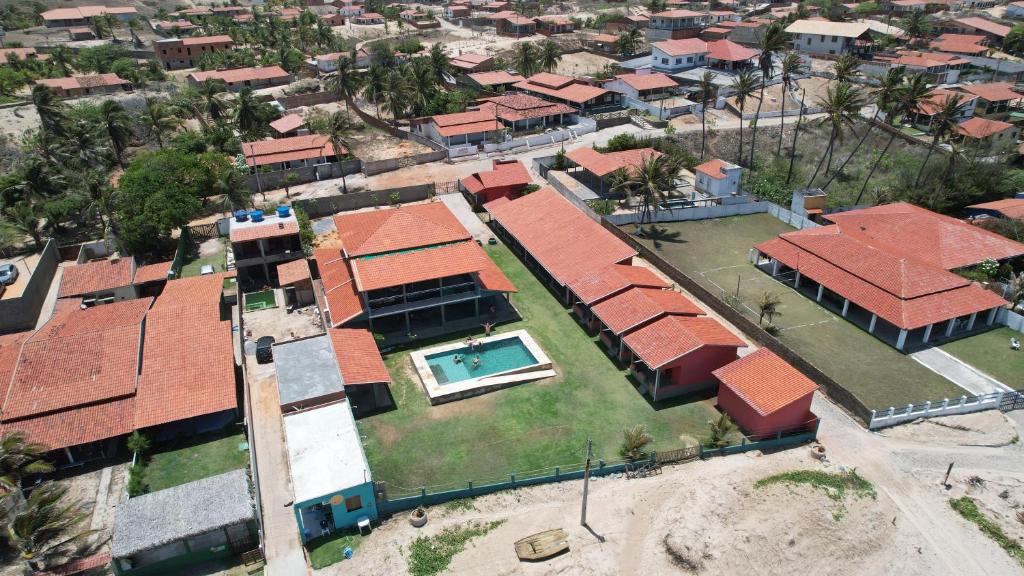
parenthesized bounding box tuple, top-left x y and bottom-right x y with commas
(362, 150, 448, 176)
(245, 160, 361, 193)
(277, 90, 342, 111)
(294, 184, 437, 218)
(0, 239, 59, 334)
(605, 199, 819, 229)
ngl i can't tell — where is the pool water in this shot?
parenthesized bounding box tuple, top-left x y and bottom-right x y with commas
(426, 337, 538, 385)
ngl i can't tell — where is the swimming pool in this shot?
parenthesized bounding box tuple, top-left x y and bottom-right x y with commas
(410, 330, 555, 404)
(426, 337, 538, 385)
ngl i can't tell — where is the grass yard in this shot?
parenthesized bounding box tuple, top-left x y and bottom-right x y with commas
(623, 214, 963, 411)
(307, 531, 362, 570)
(145, 425, 249, 492)
(357, 242, 726, 493)
(180, 239, 228, 278)
(244, 289, 277, 311)
(940, 327, 1024, 388)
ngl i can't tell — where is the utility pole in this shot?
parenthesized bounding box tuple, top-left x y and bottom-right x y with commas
(581, 438, 593, 526)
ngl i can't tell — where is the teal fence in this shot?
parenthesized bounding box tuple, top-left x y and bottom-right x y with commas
(375, 426, 818, 516)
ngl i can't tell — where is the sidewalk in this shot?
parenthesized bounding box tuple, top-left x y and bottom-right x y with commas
(910, 347, 1012, 396)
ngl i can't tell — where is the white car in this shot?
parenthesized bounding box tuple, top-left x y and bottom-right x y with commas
(200, 264, 215, 275)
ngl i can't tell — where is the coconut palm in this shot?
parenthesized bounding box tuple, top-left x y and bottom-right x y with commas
(612, 152, 682, 233)
(429, 43, 449, 84)
(777, 52, 804, 156)
(405, 59, 435, 116)
(364, 64, 387, 119)
(381, 68, 411, 122)
(730, 69, 758, 167)
(855, 73, 931, 203)
(197, 79, 232, 123)
(4, 158, 65, 207)
(2, 202, 43, 248)
(806, 82, 864, 187)
(914, 93, 970, 187)
(234, 88, 266, 137)
(617, 28, 642, 57)
(621, 424, 653, 461)
(749, 23, 786, 167)
(49, 45, 74, 77)
(314, 20, 333, 48)
(705, 413, 736, 448)
(757, 290, 782, 325)
(514, 42, 539, 77)
(140, 96, 181, 148)
(822, 66, 905, 190)
(901, 11, 931, 45)
(89, 15, 111, 39)
(6, 482, 104, 572)
(323, 57, 363, 116)
(539, 39, 562, 73)
(314, 111, 353, 193)
(698, 70, 717, 160)
(172, 87, 209, 128)
(31, 85, 67, 144)
(0, 432, 53, 491)
(832, 53, 859, 83)
(97, 100, 133, 167)
(81, 169, 116, 232)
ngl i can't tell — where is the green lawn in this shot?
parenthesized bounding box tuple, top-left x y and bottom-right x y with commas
(244, 289, 277, 311)
(941, 327, 1024, 388)
(357, 242, 726, 494)
(180, 239, 228, 278)
(624, 214, 963, 411)
(145, 425, 249, 492)
(307, 531, 362, 569)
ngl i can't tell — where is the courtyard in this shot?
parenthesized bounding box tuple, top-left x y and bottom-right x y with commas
(940, 327, 1023, 389)
(356, 241, 728, 494)
(621, 214, 965, 412)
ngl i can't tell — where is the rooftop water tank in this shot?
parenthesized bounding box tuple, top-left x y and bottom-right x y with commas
(234, 210, 249, 222)
(250, 210, 264, 223)
(277, 205, 291, 218)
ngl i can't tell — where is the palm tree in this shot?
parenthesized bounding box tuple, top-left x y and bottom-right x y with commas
(405, 59, 434, 117)
(172, 87, 209, 128)
(429, 43, 449, 84)
(381, 69, 411, 123)
(757, 290, 782, 325)
(0, 432, 53, 491)
(140, 96, 181, 148)
(621, 424, 653, 461)
(6, 482, 103, 572)
(914, 93, 970, 187)
(730, 69, 758, 167)
(539, 39, 562, 73)
(4, 158, 65, 207)
(855, 73, 931, 203)
(314, 111, 353, 193)
(98, 100, 133, 167)
(89, 15, 110, 39)
(197, 79, 231, 123)
(127, 18, 142, 46)
(2, 202, 43, 248)
(314, 20, 333, 48)
(31, 85, 67, 145)
(831, 53, 859, 83)
(749, 23, 786, 167)
(821, 66, 905, 190)
(901, 11, 931, 45)
(777, 52, 804, 156)
(807, 81, 864, 187)
(698, 70, 717, 160)
(49, 45, 74, 77)
(324, 57, 363, 116)
(514, 42, 539, 77)
(81, 170, 116, 232)
(617, 28, 642, 57)
(234, 88, 264, 137)
(612, 152, 682, 233)
(364, 64, 387, 119)
(705, 413, 736, 448)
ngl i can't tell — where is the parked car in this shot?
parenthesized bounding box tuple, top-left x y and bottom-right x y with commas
(200, 264, 215, 275)
(0, 263, 18, 286)
(255, 336, 276, 364)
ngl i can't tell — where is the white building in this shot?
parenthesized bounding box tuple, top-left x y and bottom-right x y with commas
(694, 158, 742, 197)
(1008, 1, 1024, 18)
(784, 20, 874, 56)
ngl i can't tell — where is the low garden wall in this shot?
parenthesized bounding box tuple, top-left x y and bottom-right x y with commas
(293, 183, 437, 218)
(244, 160, 362, 192)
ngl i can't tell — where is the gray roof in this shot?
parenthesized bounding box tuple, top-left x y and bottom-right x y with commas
(274, 334, 345, 406)
(111, 469, 255, 558)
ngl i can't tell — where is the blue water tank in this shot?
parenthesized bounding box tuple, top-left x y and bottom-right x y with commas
(250, 210, 264, 223)
(277, 205, 291, 218)
(233, 210, 248, 222)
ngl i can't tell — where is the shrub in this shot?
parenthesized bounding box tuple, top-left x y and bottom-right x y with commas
(126, 431, 150, 457)
(521, 184, 540, 195)
(620, 424, 653, 460)
(127, 463, 148, 497)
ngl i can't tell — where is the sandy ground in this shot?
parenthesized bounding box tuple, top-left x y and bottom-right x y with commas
(879, 411, 1020, 447)
(554, 51, 618, 77)
(319, 399, 1024, 576)
(242, 289, 323, 343)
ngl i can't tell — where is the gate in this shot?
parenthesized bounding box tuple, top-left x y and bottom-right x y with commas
(1000, 390, 1024, 412)
(654, 446, 699, 464)
(434, 180, 460, 195)
(187, 223, 220, 244)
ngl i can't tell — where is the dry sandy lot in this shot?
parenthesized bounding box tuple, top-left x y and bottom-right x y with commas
(554, 51, 618, 77)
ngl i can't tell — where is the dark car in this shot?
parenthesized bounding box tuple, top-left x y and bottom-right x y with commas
(0, 263, 18, 286)
(255, 336, 275, 364)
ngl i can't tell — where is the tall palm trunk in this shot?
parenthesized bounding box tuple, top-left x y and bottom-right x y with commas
(700, 99, 708, 160)
(785, 93, 805, 185)
(823, 116, 875, 189)
(915, 133, 941, 186)
(777, 83, 786, 156)
(808, 126, 836, 187)
(737, 103, 745, 166)
(749, 82, 766, 167)
(855, 132, 896, 205)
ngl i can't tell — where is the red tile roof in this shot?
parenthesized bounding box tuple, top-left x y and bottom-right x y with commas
(623, 315, 744, 370)
(968, 198, 1024, 219)
(695, 158, 734, 180)
(427, 109, 503, 137)
(0, 48, 40, 65)
(133, 261, 172, 284)
(960, 82, 1022, 102)
(914, 88, 975, 116)
(461, 160, 531, 195)
(591, 287, 704, 334)
(315, 247, 364, 326)
(0, 397, 135, 453)
(477, 94, 577, 121)
(566, 147, 663, 178)
(515, 74, 609, 104)
(241, 134, 339, 167)
(58, 257, 135, 298)
(956, 116, 1015, 139)
(229, 218, 300, 243)
(188, 66, 289, 85)
(652, 9, 705, 17)
(328, 328, 390, 385)
(38, 74, 129, 91)
(567, 264, 669, 305)
(277, 258, 311, 286)
(269, 113, 306, 134)
(334, 202, 471, 257)
(613, 72, 678, 91)
(954, 16, 1010, 37)
(929, 34, 988, 54)
(890, 50, 969, 68)
(467, 70, 525, 86)
(712, 348, 818, 416)
(180, 34, 233, 46)
(486, 187, 636, 286)
(707, 39, 759, 62)
(655, 38, 708, 56)
(351, 240, 515, 292)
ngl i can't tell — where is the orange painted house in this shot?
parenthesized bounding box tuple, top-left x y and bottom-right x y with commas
(713, 348, 819, 439)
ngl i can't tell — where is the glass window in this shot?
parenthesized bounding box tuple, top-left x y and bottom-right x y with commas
(345, 495, 363, 512)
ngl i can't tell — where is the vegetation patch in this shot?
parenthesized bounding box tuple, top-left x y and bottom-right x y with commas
(949, 496, 1024, 567)
(307, 530, 363, 569)
(755, 470, 876, 521)
(442, 498, 477, 513)
(408, 520, 504, 576)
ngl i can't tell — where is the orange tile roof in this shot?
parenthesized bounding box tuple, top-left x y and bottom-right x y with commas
(568, 264, 669, 305)
(929, 34, 988, 54)
(623, 315, 744, 370)
(954, 16, 1010, 37)
(712, 349, 818, 416)
(486, 187, 636, 286)
(241, 134, 339, 167)
(613, 72, 678, 91)
(180, 34, 233, 46)
(0, 48, 39, 65)
(328, 328, 390, 385)
(591, 287, 704, 334)
(269, 113, 306, 134)
(566, 147, 663, 178)
(461, 160, 531, 195)
(915, 88, 975, 116)
(334, 203, 471, 257)
(277, 258, 311, 286)
(467, 70, 525, 86)
(707, 39, 759, 62)
(968, 198, 1024, 219)
(477, 94, 577, 121)
(58, 257, 135, 298)
(960, 82, 1022, 102)
(229, 218, 300, 243)
(41, 5, 136, 20)
(0, 397, 135, 452)
(188, 65, 289, 85)
(956, 116, 1015, 139)
(652, 9, 705, 17)
(592, 33, 619, 43)
(351, 240, 515, 292)
(515, 75, 609, 104)
(891, 50, 970, 68)
(133, 261, 172, 284)
(315, 247, 364, 326)
(37, 74, 128, 91)
(655, 38, 708, 56)
(695, 158, 733, 180)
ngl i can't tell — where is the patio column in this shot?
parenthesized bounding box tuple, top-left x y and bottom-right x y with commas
(653, 368, 661, 402)
(816, 284, 824, 302)
(896, 329, 908, 350)
(967, 312, 977, 330)
(841, 299, 850, 317)
(772, 259, 780, 276)
(987, 307, 998, 325)
(945, 318, 956, 337)
(868, 314, 877, 334)
(922, 323, 933, 343)
(794, 271, 801, 288)
(405, 312, 411, 334)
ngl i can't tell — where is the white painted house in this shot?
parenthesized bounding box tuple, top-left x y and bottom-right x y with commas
(784, 20, 874, 56)
(694, 159, 742, 197)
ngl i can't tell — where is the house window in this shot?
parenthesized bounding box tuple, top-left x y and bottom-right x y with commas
(832, 36, 838, 42)
(345, 495, 363, 512)
(687, 56, 693, 63)
(676, 58, 682, 64)
(819, 35, 824, 41)
(662, 58, 668, 64)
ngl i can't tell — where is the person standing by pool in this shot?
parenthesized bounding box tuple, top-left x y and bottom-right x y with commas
(472, 355, 481, 370)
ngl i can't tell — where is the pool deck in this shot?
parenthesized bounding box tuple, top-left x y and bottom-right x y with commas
(410, 329, 555, 405)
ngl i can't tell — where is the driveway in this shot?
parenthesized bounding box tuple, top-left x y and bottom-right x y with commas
(437, 193, 490, 241)
(910, 347, 1012, 396)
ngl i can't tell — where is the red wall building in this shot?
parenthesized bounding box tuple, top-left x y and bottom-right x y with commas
(713, 349, 818, 439)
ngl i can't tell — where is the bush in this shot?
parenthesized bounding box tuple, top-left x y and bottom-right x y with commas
(521, 184, 540, 195)
(620, 424, 653, 460)
(127, 463, 148, 497)
(126, 431, 150, 456)
(295, 207, 315, 253)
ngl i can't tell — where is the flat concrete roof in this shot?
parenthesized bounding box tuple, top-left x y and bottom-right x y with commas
(274, 335, 345, 407)
(283, 400, 371, 504)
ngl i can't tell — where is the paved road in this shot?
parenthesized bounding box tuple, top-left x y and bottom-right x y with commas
(910, 347, 1011, 396)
